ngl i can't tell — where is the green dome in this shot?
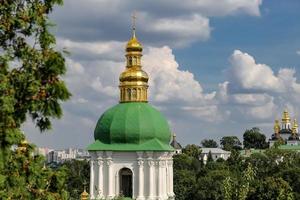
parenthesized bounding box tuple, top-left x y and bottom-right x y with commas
(87, 102, 173, 151)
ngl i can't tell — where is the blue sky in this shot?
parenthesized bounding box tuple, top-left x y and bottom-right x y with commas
(23, 0, 300, 149)
(174, 0, 300, 91)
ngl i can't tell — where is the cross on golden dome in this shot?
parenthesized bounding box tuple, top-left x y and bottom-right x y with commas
(131, 11, 137, 37)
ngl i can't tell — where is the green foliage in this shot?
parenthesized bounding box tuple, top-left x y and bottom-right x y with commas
(207, 151, 213, 163)
(61, 160, 90, 199)
(182, 144, 201, 159)
(222, 163, 255, 200)
(174, 170, 197, 200)
(0, 0, 71, 198)
(195, 169, 230, 200)
(243, 127, 268, 149)
(174, 144, 300, 200)
(201, 139, 218, 148)
(0, 143, 69, 199)
(247, 177, 294, 200)
(220, 136, 242, 151)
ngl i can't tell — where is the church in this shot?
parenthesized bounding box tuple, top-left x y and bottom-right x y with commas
(269, 110, 300, 146)
(86, 21, 175, 200)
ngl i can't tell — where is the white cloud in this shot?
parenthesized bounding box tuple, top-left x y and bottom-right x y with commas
(91, 76, 118, 97)
(296, 50, 300, 55)
(143, 46, 206, 102)
(148, 15, 210, 47)
(227, 50, 283, 93)
(219, 49, 300, 122)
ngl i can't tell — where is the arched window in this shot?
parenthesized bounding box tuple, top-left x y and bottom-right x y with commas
(119, 168, 133, 198)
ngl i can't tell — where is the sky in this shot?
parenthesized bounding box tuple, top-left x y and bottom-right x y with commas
(23, 0, 300, 149)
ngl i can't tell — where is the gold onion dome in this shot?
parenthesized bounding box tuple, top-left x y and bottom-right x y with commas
(126, 33, 143, 52)
(282, 109, 291, 123)
(274, 119, 280, 134)
(80, 189, 89, 200)
(293, 119, 298, 134)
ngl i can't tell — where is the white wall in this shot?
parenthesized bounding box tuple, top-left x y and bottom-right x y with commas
(88, 151, 174, 200)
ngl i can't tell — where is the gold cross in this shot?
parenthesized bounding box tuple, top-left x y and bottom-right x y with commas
(131, 11, 137, 31)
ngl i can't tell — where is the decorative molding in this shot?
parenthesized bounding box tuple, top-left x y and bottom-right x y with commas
(147, 160, 155, 167)
(106, 159, 113, 166)
(138, 160, 144, 166)
(97, 159, 103, 166)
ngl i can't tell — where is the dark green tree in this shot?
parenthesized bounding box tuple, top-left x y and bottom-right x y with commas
(247, 177, 294, 200)
(174, 170, 197, 200)
(220, 136, 242, 151)
(243, 127, 268, 149)
(279, 168, 300, 199)
(201, 139, 218, 148)
(62, 160, 90, 199)
(173, 149, 201, 200)
(207, 151, 214, 163)
(183, 144, 201, 159)
(195, 169, 230, 200)
(0, 0, 71, 198)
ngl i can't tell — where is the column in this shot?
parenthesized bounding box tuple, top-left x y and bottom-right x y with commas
(148, 159, 155, 199)
(90, 159, 95, 199)
(137, 160, 144, 200)
(96, 159, 103, 199)
(106, 159, 113, 199)
(161, 160, 167, 198)
(106, 151, 113, 199)
(168, 159, 175, 199)
(158, 161, 163, 198)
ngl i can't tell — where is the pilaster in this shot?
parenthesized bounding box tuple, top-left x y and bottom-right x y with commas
(89, 158, 95, 199)
(96, 152, 104, 199)
(106, 151, 114, 199)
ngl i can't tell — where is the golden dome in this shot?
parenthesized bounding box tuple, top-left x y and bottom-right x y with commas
(293, 119, 298, 134)
(282, 109, 291, 123)
(80, 190, 89, 200)
(274, 119, 280, 134)
(126, 34, 142, 52)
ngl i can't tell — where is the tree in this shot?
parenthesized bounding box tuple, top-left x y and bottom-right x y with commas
(243, 127, 268, 149)
(220, 136, 242, 151)
(201, 139, 218, 148)
(195, 169, 230, 200)
(247, 177, 294, 200)
(183, 144, 201, 159)
(0, 0, 71, 198)
(174, 170, 197, 200)
(173, 146, 204, 200)
(62, 160, 90, 200)
(222, 163, 255, 200)
(207, 151, 214, 163)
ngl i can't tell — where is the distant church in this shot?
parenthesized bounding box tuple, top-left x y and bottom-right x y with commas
(86, 20, 175, 199)
(269, 110, 300, 146)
